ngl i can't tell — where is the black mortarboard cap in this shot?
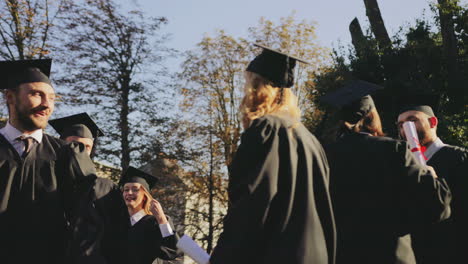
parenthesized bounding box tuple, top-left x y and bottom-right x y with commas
(397, 94, 438, 117)
(49, 113, 104, 139)
(0, 59, 52, 90)
(119, 166, 158, 191)
(320, 80, 383, 123)
(246, 43, 308, 88)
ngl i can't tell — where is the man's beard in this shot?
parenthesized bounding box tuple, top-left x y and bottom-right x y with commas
(15, 102, 48, 131)
(417, 129, 431, 147)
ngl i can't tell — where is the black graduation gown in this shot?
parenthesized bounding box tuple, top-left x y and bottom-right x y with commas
(210, 114, 336, 264)
(68, 178, 129, 264)
(126, 215, 181, 264)
(410, 145, 468, 264)
(326, 133, 452, 264)
(0, 133, 99, 264)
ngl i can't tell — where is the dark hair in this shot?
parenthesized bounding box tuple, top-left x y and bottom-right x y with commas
(340, 108, 385, 137)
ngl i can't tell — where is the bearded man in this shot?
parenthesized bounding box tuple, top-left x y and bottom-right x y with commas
(397, 105, 467, 264)
(0, 60, 100, 264)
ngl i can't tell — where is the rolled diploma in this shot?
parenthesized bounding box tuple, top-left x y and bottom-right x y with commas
(177, 235, 210, 264)
(402, 121, 427, 166)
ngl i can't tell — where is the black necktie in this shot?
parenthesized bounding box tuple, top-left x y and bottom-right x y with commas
(17, 136, 35, 158)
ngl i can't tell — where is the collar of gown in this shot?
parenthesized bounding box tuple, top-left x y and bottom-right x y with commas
(425, 137, 446, 161)
(1, 121, 43, 144)
(130, 209, 147, 226)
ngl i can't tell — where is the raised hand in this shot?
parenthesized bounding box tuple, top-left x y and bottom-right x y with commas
(149, 199, 168, 224)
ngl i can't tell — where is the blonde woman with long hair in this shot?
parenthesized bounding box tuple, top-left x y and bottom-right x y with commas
(120, 166, 181, 264)
(210, 45, 336, 264)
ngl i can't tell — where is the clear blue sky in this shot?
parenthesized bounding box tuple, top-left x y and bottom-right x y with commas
(121, 0, 467, 58)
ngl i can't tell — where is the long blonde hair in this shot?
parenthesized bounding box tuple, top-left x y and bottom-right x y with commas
(240, 71, 301, 129)
(140, 186, 154, 215)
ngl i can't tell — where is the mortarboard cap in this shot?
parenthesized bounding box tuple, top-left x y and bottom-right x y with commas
(119, 166, 158, 191)
(49, 113, 104, 140)
(397, 94, 438, 117)
(320, 80, 383, 123)
(246, 43, 308, 88)
(0, 59, 52, 90)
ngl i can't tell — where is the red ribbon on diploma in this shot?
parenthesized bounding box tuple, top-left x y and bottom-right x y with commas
(410, 144, 427, 160)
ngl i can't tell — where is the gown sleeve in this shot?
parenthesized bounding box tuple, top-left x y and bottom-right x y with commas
(155, 216, 182, 261)
(449, 148, 468, 223)
(55, 142, 125, 264)
(210, 118, 278, 264)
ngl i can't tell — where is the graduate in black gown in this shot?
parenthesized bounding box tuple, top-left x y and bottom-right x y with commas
(50, 112, 104, 156)
(120, 166, 181, 264)
(210, 44, 336, 264)
(0, 60, 102, 264)
(397, 104, 468, 264)
(50, 113, 128, 264)
(321, 81, 452, 264)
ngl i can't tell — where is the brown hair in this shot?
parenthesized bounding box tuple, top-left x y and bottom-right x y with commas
(240, 71, 301, 129)
(341, 108, 385, 137)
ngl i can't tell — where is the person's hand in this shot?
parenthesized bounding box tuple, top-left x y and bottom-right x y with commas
(426, 165, 438, 178)
(150, 199, 168, 224)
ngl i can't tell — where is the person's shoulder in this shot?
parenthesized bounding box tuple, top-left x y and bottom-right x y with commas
(442, 144, 467, 153)
(361, 134, 403, 145)
(246, 115, 281, 138)
(45, 134, 94, 154)
(338, 133, 400, 145)
(140, 214, 158, 226)
(252, 114, 282, 128)
(249, 114, 301, 141)
(253, 113, 301, 130)
(439, 144, 468, 160)
(42, 133, 67, 149)
(351, 134, 409, 154)
(94, 177, 118, 199)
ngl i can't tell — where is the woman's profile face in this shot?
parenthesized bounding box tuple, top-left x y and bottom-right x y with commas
(122, 182, 146, 209)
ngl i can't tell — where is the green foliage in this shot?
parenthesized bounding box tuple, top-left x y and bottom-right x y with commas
(441, 108, 468, 148)
(311, 4, 467, 147)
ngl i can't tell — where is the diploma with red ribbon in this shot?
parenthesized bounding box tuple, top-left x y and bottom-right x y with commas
(402, 121, 427, 166)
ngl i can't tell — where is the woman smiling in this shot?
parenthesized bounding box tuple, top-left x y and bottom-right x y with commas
(120, 166, 182, 264)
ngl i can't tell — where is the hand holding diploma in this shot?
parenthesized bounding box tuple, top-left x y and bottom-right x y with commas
(402, 121, 427, 166)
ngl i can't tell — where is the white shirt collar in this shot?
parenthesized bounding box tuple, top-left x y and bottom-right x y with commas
(425, 137, 446, 161)
(0, 121, 43, 144)
(130, 210, 147, 226)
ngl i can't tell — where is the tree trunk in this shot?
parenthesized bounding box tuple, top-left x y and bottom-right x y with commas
(363, 0, 391, 49)
(120, 78, 131, 174)
(207, 123, 214, 253)
(437, 0, 463, 113)
(349, 18, 367, 57)
(7, 0, 25, 59)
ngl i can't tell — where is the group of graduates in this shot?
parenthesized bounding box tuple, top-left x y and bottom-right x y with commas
(0, 60, 181, 264)
(0, 43, 466, 264)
